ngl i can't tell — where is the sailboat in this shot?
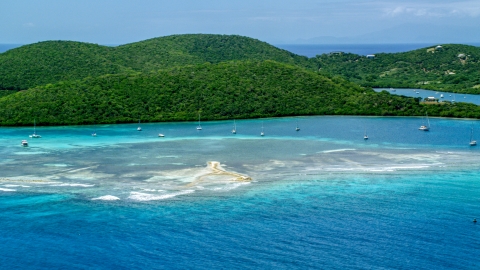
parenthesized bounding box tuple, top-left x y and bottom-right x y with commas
(295, 120, 300, 131)
(232, 119, 236, 134)
(29, 119, 41, 138)
(260, 122, 265, 136)
(419, 112, 430, 131)
(364, 128, 368, 140)
(197, 113, 202, 130)
(92, 123, 97, 137)
(137, 119, 142, 131)
(470, 127, 477, 146)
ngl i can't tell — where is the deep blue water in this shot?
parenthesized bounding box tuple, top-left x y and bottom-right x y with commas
(1, 116, 480, 269)
(276, 43, 480, 57)
(0, 44, 22, 53)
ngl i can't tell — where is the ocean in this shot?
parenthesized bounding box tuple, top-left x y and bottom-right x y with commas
(4, 43, 480, 56)
(1, 116, 479, 269)
(275, 43, 480, 57)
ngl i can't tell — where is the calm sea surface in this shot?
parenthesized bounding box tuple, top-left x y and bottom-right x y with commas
(375, 88, 480, 105)
(1, 116, 480, 269)
(276, 43, 480, 57)
(5, 43, 480, 56)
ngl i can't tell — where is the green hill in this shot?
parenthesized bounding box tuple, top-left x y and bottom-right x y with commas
(0, 34, 312, 91)
(0, 60, 437, 126)
(313, 44, 480, 93)
(0, 41, 127, 90)
(114, 34, 312, 72)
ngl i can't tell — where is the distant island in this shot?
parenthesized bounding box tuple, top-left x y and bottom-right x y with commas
(1, 34, 480, 126)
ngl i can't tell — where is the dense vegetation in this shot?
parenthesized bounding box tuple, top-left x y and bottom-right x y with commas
(0, 60, 449, 126)
(2, 35, 480, 126)
(313, 44, 480, 93)
(0, 34, 311, 91)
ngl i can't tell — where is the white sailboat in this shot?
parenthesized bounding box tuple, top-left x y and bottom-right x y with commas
(92, 123, 97, 136)
(197, 113, 202, 130)
(419, 112, 430, 131)
(364, 128, 368, 140)
(232, 119, 236, 134)
(137, 119, 142, 131)
(295, 120, 300, 131)
(260, 122, 264, 136)
(29, 119, 41, 138)
(158, 133, 165, 137)
(470, 127, 477, 146)
(21, 140, 28, 147)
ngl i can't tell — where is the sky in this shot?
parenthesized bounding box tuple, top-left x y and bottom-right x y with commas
(1, 0, 480, 45)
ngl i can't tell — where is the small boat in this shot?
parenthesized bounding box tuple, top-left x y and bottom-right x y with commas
(260, 122, 264, 136)
(197, 113, 202, 130)
(419, 112, 430, 131)
(21, 140, 28, 147)
(470, 127, 477, 146)
(91, 132, 97, 137)
(416, 91, 420, 94)
(364, 129, 368, 140)
(137, 119, 142, 131)
(29, 119, 41, 138)
(295, 120, 300, 131)
(440, 94, 444, 98)
(232, 119, 236, 134)
(390, 88, 396, 92)
(158, 134, 165, 137)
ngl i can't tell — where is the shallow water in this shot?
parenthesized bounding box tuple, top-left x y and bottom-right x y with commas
(375, 88, 480, 105)
(1, 116, 480, 269)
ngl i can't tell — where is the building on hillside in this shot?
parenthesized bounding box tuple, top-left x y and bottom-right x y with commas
(366, 54, 375, 59)
(329, 51, 343, 55)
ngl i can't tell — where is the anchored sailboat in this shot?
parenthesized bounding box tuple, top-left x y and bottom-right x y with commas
(260, 122, 264, 136)
(29, 119, 41, 138)
(137, 119, 142, 131)
(419, 112, 430, 131)
(197, 113, 202, 130)
(232, 119, 236, 134)
(295, 120, 300, 131)
(470, 127, 477, 146)
(364, 128, 368, 140)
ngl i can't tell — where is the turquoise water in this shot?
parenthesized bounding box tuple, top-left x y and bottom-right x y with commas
(1, 116, 480, 269)
(375, 88, 480, 105)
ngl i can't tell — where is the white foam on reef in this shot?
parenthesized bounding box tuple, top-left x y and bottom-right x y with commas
(0, 188, 16, 192)
(14, 151, 50, 155)
(92, 195, 120, 201)
(50, 183, 95, 187)
(211, 182, 251, 192)
(3, 184, 30, 188)
(320, 149, 356, 153)
(128, 190, 195, 201)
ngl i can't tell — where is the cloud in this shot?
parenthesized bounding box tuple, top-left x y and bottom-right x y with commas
(381, 1, 480, 18)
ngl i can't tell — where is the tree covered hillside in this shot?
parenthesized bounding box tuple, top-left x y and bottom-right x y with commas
(313, 44, 480, 93)
(0, 60, 432, 126)
(114, 34, 313, 72)
(0, 41, 128, 90)
(0, 34, 312, 91)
